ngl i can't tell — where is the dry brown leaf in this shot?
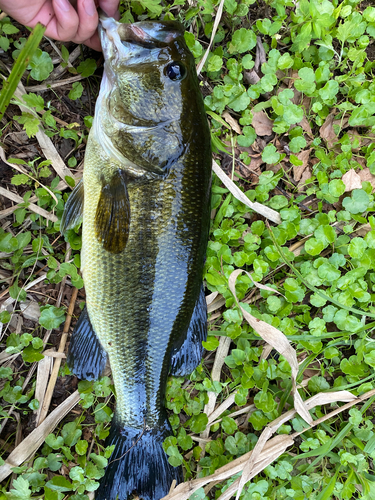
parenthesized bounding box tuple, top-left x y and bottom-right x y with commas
(358, 167, 375, 191)
(205, 393, 237, 430)
(228, 269, 312, 425)
(243, 70, 260, 85)
(35, 355, 53, 423)
(20, 300, 40, 322)
(361, 132, 375, 147)
(201, 337, 231, 439)
(292, 88, 303, 106)
(320, 111, 337, 148)
(342, 169, 362, 192)
(212, 161, 281, 224)
(353, 223, 371, 237)
(297, 166, 312, 192)
(207, 295, 225, 314)
(354, 156, 366, 169)
(249, 155, 263, 174)
(260, 344, 273, 360)
(254, 37, 266, 70)
(206, 292, 219, 305)
(293, 149, 311, 182)
(252, 111, 273, 136)
(235, 426, 273, 500)
(288, 69, 299, 88)
(299, 116, 313, 138)
(332, 116, 349, 131)
(222, 111, 242, 134)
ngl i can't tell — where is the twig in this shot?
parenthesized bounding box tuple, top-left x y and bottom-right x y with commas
(37, 284, 79, 424)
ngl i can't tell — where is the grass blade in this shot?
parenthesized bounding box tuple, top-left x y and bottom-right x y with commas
(0, 23, 46, 121)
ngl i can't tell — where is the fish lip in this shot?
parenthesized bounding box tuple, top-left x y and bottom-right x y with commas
(99, 14, 152, 58)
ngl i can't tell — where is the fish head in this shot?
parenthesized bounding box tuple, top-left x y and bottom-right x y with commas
(97, 15, 205, 176)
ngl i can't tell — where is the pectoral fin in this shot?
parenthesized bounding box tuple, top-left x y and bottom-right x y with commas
(170, 285, 207, 377)
(95, 170, 131, 254)
(60, 179, 84, 234)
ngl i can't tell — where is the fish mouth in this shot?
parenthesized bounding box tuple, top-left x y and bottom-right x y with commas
(99, 10, 152, 52)
(98, 11, 184, 61)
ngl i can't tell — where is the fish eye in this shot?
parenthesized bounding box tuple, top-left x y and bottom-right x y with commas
(165, 62, 186, 81)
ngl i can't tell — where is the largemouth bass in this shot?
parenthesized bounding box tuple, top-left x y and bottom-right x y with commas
(61, 13, 211, 500)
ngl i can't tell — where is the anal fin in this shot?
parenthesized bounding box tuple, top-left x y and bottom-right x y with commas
(170, 285, 207, 377)
(67, 306, 107, 381)
(60, 179, 84, 235)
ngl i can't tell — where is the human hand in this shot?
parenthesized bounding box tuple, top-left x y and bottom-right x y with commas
(0, 0, 119, 51)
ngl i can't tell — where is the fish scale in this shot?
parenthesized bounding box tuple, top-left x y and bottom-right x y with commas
(62, 14, 212, 500)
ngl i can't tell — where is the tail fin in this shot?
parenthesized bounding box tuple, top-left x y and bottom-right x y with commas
(96, 416, 183, 500)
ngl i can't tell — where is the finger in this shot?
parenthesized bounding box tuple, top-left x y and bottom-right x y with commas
(82, 31, 102, 51)
(45, 0, 79, 41)
(98, 0, 119, 18)
(74, 0, 99, 44)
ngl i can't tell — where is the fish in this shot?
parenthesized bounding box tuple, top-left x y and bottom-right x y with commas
(60, 12, 212, 500)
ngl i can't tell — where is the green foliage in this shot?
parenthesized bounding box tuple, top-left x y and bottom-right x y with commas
(3, 0, 375, 498)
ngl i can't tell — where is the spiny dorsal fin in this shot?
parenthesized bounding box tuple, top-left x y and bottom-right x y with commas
(95, 170, 131, 254)
(60, 179, 84, 235)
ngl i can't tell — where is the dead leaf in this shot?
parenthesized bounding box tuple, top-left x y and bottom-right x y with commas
(353, 223, 371, 237)
(293, 149, 311, 182)
(358, 167, 375, 191)
(249, 155, 263, 173)
(243, 70, 260, 85)
(299, 116, 313, 138)
(212, 160, 281, 224)
(342, 169, 362, 192)
(292, 87, 303, 105)
(332, 116, 349, 131)
(201, 337, 231, 440)
(288, 69, 299, 88)
(320, 111, 337, 148)
(362, 132, 375, 147)
(254, 37, 266, 71)
(354, 156, 366, 169)
(222, 111, 241, 135)
(20, 300, 40, 322)
(252, 111, 273, 136)
(297, 167, 313, 192)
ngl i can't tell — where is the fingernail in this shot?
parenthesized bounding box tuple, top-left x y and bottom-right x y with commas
(55, 0, 71, 12)
(84, 0, 97, 16)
